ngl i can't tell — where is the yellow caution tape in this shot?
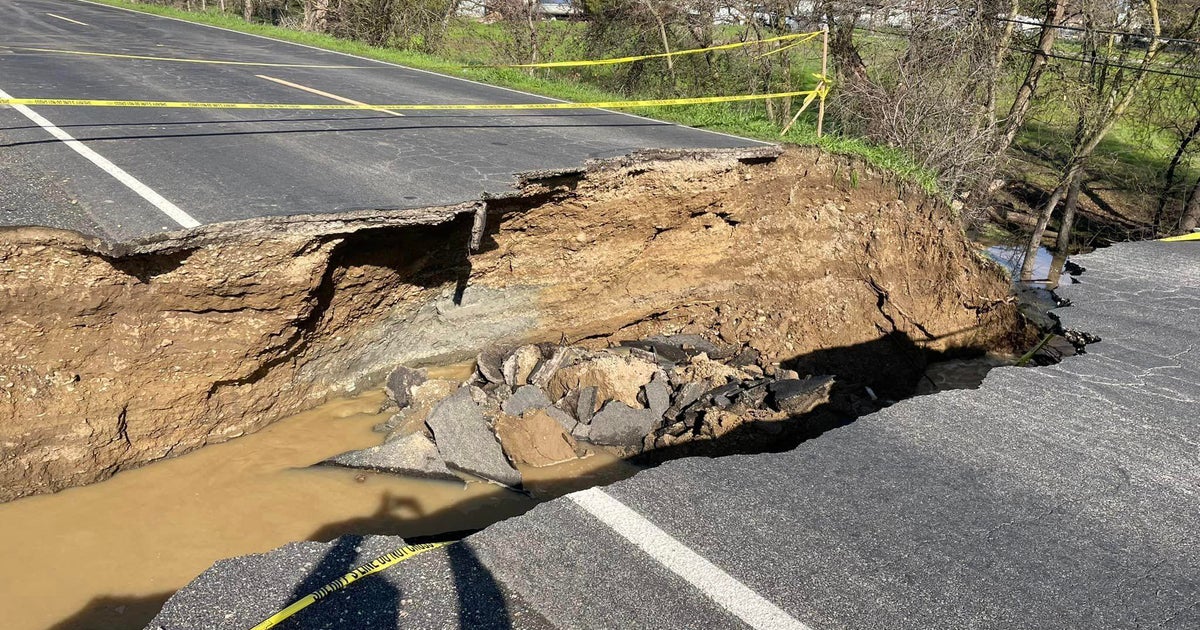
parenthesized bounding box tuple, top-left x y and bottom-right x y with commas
(0, 45, 373, 68)
(0, 89, 818, 111)
(248, 542, 449, 630)
(755, 33, 822, 59)
(780, 74, 832, 136)
(1160, 232, 1200, 241)
(474, 30, 824, 69)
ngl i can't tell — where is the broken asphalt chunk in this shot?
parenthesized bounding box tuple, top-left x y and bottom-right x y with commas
(425, 387, 522, 487)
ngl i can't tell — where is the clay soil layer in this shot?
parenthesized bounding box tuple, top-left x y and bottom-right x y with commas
(0, 148, 1030, 502)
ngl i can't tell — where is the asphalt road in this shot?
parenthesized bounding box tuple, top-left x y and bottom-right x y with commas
(150, 239, 1199, 629)
(0, 0, 766, 243)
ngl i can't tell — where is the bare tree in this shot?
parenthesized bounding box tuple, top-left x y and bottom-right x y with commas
(822, 1, 1016, 199)
(1154, 109, 1200, 233)
(1020, 0, 1164, 280)
(998, 0, 1067, 152)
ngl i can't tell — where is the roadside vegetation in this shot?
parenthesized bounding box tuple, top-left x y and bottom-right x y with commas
(94, 0, 1200, 272)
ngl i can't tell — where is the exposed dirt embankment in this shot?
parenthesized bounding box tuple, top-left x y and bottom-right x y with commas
(0, 148, 1028, 502)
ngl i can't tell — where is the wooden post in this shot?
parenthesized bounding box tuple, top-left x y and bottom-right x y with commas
(817, 26, 828, 138)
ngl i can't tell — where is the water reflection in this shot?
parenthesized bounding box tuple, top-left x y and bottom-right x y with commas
(986, 245, 1070, 289)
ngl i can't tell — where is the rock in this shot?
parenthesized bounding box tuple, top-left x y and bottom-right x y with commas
(768, 376, 835, 415)
(697, 409, 744, 440)
(641, 374, 671, 417)
(322, 433, 459, 482)
(644, 334, 725, 360)
(468, 385, 489, 407)
(425, 387, 521, 487)
(411, 379, 459, 408)
(529, 346, 575, 387)
(654, 432, 689, 449)
(742, 364, 764, 378)
(502, 344, 543, 387)
(673, 381, 707, 411)
(384, 366, 427, 408)
(676, 353, 745, 387)
(555, 387, 581, 419)
(476, 345, 512, 384)
(730, 346, 761, 368)
(585, 401, 661, 447)
(381, 379, 459, 441)
(576, 386, 599, 423)
(778, 368, 801, 380)
(620, 346, 675, 370)
(547, 353, 659, 408)
(741, 382, 770, 408)
(620, 339, 688, 364)
(494, 411, 579, 468)
(707, 381, 742, 401)
(544, 406, 578, 434)
(501, 385, 552, 416)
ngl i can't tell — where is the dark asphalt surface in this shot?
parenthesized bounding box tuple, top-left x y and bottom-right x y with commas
(0, 0, 766, 243)
(151, 240, 1199, 630)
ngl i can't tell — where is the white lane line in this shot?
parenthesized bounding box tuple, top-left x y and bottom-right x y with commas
(569, 487, 814, 630)
(255, 74, 404, 116)
(46, 13, 90, 26)
(0, 87, 200, 229)
(70, 0, 772, 147)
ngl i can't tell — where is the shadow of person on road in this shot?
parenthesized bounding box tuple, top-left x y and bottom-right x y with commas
(279, 534, 401, 629)
(292, 494, 514, 630)
(446, 542, 513, 630)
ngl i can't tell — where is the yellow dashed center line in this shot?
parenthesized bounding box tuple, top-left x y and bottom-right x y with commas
(45, 13, 90, 26)
(255, 75, 404, 117)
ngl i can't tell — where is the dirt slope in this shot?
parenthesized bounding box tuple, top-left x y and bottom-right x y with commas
(0, 148, 1028, 501)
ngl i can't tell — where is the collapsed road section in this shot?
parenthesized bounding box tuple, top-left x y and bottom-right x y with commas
(149, 239, 1200, 630)
(1, 146, 1061, 630)
(0, 147, 1028, 502)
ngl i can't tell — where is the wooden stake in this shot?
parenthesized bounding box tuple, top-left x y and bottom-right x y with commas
(817, 26, 828, 138)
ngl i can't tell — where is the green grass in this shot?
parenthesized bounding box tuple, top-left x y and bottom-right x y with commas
(82, 0, 936, 190)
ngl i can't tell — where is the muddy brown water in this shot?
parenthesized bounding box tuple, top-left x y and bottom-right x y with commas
(0, 390, 637, 630)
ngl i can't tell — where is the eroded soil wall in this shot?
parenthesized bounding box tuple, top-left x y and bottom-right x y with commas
(0, 148, 1027, 501)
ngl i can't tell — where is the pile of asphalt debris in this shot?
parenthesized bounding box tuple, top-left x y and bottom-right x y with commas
(321, 335, 843, 488)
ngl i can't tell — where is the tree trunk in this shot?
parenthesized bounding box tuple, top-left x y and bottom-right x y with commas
(526, 0, 539, 66)
(643, 1, 677, 90)
(1000, 0, 1066, 152)
(985, 0, 1022, 128)
(1153, 116, 1200, 235)
(243, 0, 253, 22)
(1020, 161, 1080, 279)
(303, 0, 330, 31)
(1181, 175, 1200, 233)
(821, 2, 867, 85)
(1054, 170, 1084, 255)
